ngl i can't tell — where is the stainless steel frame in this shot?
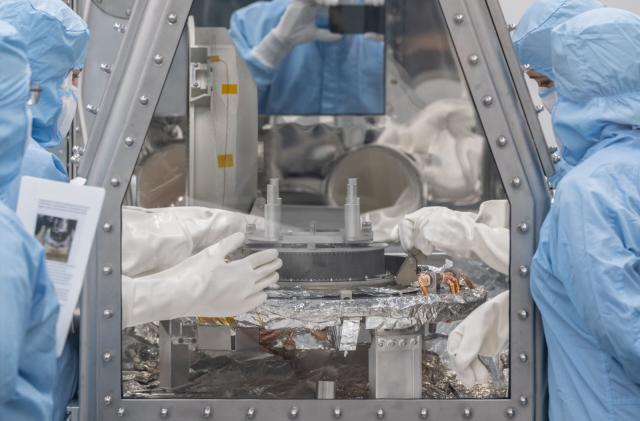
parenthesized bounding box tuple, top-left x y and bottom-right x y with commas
(77, 0, 551, 419)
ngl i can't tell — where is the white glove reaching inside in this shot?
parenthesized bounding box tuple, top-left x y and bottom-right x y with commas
(391, 201, 509, 274)
(447, 291, 509, 387)
(253, 0, 342, 69)
(122, 206, 252, 277)
(122, 233, 281, 327)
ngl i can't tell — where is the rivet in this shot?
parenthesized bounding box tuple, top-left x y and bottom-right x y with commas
(103, 266, 113, 276)
(160, 408, 169, 418)
(420, 408, 429, 419)
(519, 265, 529, 276)
(289, 406, 299, 419)
(124, 136, 135, 147)
(139, 95, 149, 106)
(103, 223, 113, 232)
(535, 104, 545, 114)
(117, 407, 126, 417)
(519, 395, 529, 406)
(508, 23, 517, 32)
(519, 353, 528, 363)
(167, 13, 178, 24)
(518, 309, 529, 320)
(110, 178, 121, 187)
(333, 408, 342, 419)
(86, 104, 98, 114)
(506, 407, 515, 418)
(104, 395, 112, 406)
(103, 309, 113, 319)
(482, 95, 494, 106)
(376, 408, 385, 419)
(518, 223, 529, 233)
(247, 407, 256, 419)
(103, 352, 112, 362)
(511, 177, 522, 188)
(463, 408, 472, 418)
(202, 406, 212, 418)
(468, 54, 480, 65)
(154, 54, 164, 65)
(497, 136, 508, 147)
(454, 13, 464, 24)
(100, 63, 112, 74)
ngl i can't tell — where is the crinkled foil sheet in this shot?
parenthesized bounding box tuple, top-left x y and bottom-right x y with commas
(236, 287, 486, 331)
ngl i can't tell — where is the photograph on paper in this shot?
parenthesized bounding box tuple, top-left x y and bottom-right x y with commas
(34, 214, 78, 263)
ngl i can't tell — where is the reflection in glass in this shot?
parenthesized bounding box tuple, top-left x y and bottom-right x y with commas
(121, 0, 510, 401)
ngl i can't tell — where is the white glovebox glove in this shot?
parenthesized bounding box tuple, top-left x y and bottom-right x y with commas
(377, 99, 485, 205)
(391, 200, 509, 274)
(252, 0, 342, 69)
(122, 233, 282, 328)
(447, 291, 509, 387)
(122, 206, 252, 278)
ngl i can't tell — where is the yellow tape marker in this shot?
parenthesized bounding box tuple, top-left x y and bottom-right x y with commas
(221, 83, 238, 95)
(208, 55, 221, 63)
(217, 154, 234, 168)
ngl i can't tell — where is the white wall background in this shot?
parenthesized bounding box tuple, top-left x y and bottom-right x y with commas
(498, 0, 640, 146)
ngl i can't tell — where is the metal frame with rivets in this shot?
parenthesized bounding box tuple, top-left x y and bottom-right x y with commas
(77, 0, 551, 419)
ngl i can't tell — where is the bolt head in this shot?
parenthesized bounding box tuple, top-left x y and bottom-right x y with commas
(535, 104, 545, 114)
(519, 395, 529, 406)
(102, 266, 113, 275)
(518, 223, 529, 233)
(124, 136, 135, 147)
(482, 95, 494, 106)
(377, 339, 385, 347)
(202, 406, 212, 418)
(167, 13, 178, 24)
(117, 407, 126, 417)
(519, 353, 528, 363)
(160, 408, 169, 418)
(454, 13, 464, 24)
(519, 265, 529, 276)
(518, 309, 529, 320)
(497, 136, 508, 147)
(103, 222, 113, 232)
(506, 407, 515, 418)
(289, 406, 299, 419)
(420, 408, 429, 419)
(376, 408, 385, 419)
(154, 54, 164, 64)
(468, 54, 480, 65)
(139, 95, 149, 106)
(463, 408, 472, 418)
(333, 408, 342, 419)
(511, 177, 522, 188)
(399, 339, 407, 347)
(103, 352, 112, 362)
(86, 104, 98, 114)
(103, 309, 113, 319)
(110, 178, 120, 187)
(247, 407, 256, 419)
(104, 395, 112, 406)
(508, 23, 517, 32)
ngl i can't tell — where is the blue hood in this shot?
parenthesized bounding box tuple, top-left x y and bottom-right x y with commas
(512, 0, 603, 79)
(0, 21, 30, 193)
(551, 8, 640, 166)
(0, 0, 89, 149)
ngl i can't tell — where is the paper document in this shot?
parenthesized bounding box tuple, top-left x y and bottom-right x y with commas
(17, 176, 105, 356)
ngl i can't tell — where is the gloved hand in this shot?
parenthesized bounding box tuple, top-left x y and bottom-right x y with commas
(252, 0, 342, 69)
(121, 233, 282, 327)
(447, 291, 509, 387)
(122, 206, 252, 277)
(391, 201, 509, 274)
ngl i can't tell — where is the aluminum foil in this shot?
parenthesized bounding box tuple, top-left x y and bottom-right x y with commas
(236, 287, 486, 331)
